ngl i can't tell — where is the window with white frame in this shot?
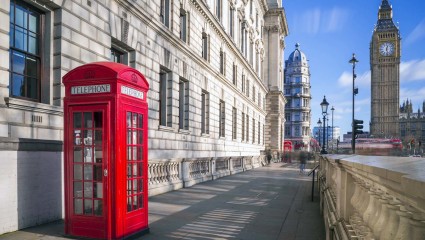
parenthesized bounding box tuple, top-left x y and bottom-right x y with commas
(201, 90, 210, 134)
(9, 0, 43, 101)
(219, 100, 225, 137)
(232, 63, 237, 86)
(180, 9, 188, 42)
(246, 113, 249, 142)
(229, 5, 234, 38)
(111, 40, 135, 67)
(257, 120, 260, 144)
(242, 74, 245, 93)
(252, 117, 255, 143)
(159, 68, 172, 127)
(220, 49, 226, 75)
(160, 0, 171, 28)
(202, 32, 209, 61)
(216, 0, 222, 21)
(242, 111, 245, 141)
(232, 107, 237, 139)
(179, 78, 189, 130)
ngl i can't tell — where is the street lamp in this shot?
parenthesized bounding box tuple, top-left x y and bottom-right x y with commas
(317, 118, 322, 151)
(320, 96, 329, 154)
(331, 106, 335, 151)
(349, 53, 359, 154)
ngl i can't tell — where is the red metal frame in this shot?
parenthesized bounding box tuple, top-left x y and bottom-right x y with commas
(63, 62, 149, 239)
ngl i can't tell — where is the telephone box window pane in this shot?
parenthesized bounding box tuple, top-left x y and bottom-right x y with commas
(93, 165, 102, 181)
(127, 164, 132, 177)
(84, 199, 93, 215)
(74, 182, 82, 197)
(138, 130, 143, 144)
(94, 182, 103, 198)
(94, 112, 102, 128)
(94, 200, 102, 216)
(137, 147, 143, 161)
(84, 164, 93, 180)
(84, 147, 93, 162)
(132, 195, 138, 210)
(132, 130, 137, 145)
(74, 199, 83, 214)
(138, 195, 143, 209)
(132, 147, 137, 160)
(74, 113, 82, 128)
(138, 179, 143, 192)
(84, 182, 93, 198)
(94, 130, 102, 145)
(127, 147, 131, 160)
(73, 147, 82, 162)
(126, 112, 131, 127)
(132, 180, 138, 194)
(84, 112, 93, 128)
(84, 130, 93, 145)
(74, 165, 82, 180)
(138, 163, 143, 177)
(74, 131, 82, 145)
(126, 129, 131, 144)
(138, 114, 143, 128)
(127, 197, 132, 212)
(132, 114, 137, 128)
(132, 164, 137, 177)
(95, 147, 102, 163)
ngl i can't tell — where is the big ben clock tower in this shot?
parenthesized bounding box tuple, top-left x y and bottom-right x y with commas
(370, 0, 400, 138)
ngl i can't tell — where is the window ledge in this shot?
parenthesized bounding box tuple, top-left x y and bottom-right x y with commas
(5, 97, 63, 115)
(158, 125, 175, 132)
(178, 129, 190, 135)
(201, 133, 210, 137)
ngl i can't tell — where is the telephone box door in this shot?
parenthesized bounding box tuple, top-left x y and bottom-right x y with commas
(67, 104, 109, 238)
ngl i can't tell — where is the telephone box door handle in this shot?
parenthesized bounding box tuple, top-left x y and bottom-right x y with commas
(104, 169, 108, 177)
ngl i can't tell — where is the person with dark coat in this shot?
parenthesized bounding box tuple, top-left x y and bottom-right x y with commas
(266, 150, 272, 165)
(299, 151, 308, 174)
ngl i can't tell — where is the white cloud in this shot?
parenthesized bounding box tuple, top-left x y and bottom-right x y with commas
(400, 87, 425, 107)
(338, 71, 370, 87)
(400, 59, 425, 82)
(296, 7, 349, 34)
(325, 7, 349, 32)
(405, 19, 425, 45)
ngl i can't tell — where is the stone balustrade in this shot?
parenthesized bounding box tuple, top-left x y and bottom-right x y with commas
(148, 155, 265, 196)
(319, 154, 425, 240)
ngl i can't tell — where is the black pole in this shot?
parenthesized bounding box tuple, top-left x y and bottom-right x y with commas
(321, 115, 327, 154)
(349, 54, 358, 154)
(311, 170, 315, 202)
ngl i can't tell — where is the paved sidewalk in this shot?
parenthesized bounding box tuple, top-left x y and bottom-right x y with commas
(0, 162, 324, 240)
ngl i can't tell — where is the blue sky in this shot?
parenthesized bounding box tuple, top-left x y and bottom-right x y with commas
(283, 0, 425, 140)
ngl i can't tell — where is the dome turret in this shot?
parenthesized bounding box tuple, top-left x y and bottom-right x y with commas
(286, 43, 308, 66)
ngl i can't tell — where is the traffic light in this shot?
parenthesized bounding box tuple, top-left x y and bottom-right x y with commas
(353, 119, 363, 138)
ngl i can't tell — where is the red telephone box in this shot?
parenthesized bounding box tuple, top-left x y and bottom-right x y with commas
(63, 62, 149, 239)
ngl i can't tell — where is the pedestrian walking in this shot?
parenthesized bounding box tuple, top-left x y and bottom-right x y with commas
(266, 149, 272, 165)
(299, 151, 307, 174)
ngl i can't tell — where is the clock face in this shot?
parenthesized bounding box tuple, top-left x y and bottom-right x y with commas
(379, 42, 394, 56)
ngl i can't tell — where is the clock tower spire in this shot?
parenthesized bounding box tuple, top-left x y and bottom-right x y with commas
(370, 0, 401, 138)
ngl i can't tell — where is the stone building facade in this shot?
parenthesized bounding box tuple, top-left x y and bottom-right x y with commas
(0, 0, 288, 234)
(284, 43, 311, 151)
(370, 0, 400, 137)
(399, 99, 425, 149)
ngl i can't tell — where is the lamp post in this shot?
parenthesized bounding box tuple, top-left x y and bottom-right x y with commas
(320, 96, 329, 154)
(349, 53, 358, 154)
(331, 106, 335, 151)
(317, 118, 322, 151)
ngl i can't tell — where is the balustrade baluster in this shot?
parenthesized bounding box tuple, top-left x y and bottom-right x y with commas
(372, 194, 390, 237)
(394, 206, 413, 240)
(380, 198, 401, 240)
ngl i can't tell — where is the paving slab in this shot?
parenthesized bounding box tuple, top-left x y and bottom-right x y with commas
(0, 162, 325, 240)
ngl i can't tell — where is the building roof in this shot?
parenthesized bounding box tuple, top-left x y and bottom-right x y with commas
(286, 43, 308, 66)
